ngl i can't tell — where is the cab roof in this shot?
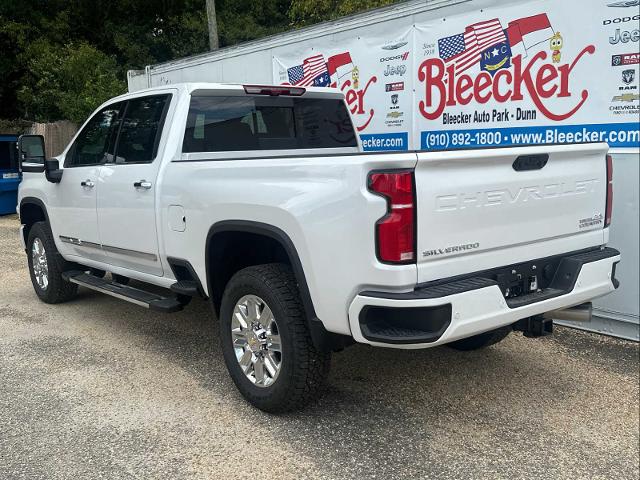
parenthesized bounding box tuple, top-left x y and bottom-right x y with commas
(114, 82, 343, 100)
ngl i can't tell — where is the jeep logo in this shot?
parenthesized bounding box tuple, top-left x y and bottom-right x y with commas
(609, 28, 640, 44)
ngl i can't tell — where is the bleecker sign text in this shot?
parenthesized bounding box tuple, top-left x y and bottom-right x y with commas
(417, 46, 596, 121)
(339, 76, 377, 131)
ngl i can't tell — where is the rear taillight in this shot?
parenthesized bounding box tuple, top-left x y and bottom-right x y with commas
(605, 154, 613, 228)
(368, 170, 416, 264)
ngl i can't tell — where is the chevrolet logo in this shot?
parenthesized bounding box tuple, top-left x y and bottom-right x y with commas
(612, 93, 640, 102)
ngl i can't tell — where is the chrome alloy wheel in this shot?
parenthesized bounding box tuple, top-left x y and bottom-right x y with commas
(31, 237, 49, 290)
(231, 294, 282, 388)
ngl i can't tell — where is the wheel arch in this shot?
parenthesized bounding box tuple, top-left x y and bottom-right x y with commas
(19, 197, 50, 250)
(205, 220, 352, 352)
(206, 220, 313, 316)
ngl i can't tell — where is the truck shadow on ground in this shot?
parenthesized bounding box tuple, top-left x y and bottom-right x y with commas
(64, 284, 639, 479)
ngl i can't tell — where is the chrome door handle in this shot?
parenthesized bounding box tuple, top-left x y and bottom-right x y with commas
(133, 180, 152, 189)
(80, 179, 95, 188)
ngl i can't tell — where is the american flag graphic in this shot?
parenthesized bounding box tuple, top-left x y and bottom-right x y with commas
(287, 54, 329, 86)
(438, 19, 507, 73)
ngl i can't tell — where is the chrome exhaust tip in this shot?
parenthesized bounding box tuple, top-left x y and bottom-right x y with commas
(543, 302, 592, 323)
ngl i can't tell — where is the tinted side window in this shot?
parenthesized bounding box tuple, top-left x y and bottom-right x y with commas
(67, 103, 122, 167)
(182, 95, 357, 153)
(114, 95, 169, 164)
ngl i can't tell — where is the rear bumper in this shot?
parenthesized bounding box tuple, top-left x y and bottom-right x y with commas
(348, 247, 620, 349)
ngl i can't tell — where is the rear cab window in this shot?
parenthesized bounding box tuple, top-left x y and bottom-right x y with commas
(182, 92, 358, 154)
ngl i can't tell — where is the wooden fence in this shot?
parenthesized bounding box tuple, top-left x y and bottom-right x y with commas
(28, 121, 77, 157)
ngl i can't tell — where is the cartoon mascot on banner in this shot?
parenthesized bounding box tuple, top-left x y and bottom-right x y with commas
(550, 32, 563, 63)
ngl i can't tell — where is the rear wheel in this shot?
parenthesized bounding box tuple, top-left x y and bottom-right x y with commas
(27, 221, 78, 304)
(219, 263, 331, 413)
(448, 326, 512, 351)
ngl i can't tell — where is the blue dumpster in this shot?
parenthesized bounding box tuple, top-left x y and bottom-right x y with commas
(0, 135, 20, 215)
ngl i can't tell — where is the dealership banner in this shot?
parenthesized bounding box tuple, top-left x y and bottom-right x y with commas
(273, 29, 414, 151)
(273, 0, 639, 151)
(414, 0, 639, 151)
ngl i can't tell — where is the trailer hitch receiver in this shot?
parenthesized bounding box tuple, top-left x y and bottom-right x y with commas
(513, 315, 553, 338)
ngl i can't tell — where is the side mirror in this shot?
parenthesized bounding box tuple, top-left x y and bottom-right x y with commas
(17, 134, 46, 173)
(17, 134, 63, 182)
(45, 159, 63, 183)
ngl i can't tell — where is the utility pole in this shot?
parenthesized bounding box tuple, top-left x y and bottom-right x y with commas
(206, 0, 219, 50)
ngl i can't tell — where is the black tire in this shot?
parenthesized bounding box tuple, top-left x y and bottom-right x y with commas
(27, 221, 78, 304)
(219, 263, 331, 413)
(448, 326, 512, 351)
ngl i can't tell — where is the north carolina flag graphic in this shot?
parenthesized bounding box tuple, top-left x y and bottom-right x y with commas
(327, 52, 354, 82)
(506, 13, 555, 58)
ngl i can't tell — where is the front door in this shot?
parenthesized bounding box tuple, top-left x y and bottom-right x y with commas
(97, 93, 172, 276)
(51, 102, 123, 263)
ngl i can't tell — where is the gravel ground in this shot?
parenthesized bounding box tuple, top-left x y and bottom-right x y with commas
(0, 214, 638, 480)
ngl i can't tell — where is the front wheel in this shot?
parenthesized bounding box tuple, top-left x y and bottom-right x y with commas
(219, 263, 331, 413)
(27, 221, 78, 304)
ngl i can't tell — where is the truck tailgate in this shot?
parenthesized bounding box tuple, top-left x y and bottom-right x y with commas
(415, 143, 609, 283)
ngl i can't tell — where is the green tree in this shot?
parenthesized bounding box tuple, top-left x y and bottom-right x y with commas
(215, 0, 291, 46)
(18, 42, 125, 124)
(0, 0, 211, 121)
(0, 0, 406, 123)
(289, 0, 401, 27)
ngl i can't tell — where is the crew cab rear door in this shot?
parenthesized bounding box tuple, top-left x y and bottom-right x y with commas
(96, 92, 173, 276)
(414, 143, 609, 283)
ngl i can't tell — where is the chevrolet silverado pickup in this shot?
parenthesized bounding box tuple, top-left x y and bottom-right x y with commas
(17, 83, 620, 412)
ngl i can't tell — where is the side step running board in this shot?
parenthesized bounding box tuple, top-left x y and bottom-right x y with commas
(170, 280, 201, 297)
(62, 271, 184, 313)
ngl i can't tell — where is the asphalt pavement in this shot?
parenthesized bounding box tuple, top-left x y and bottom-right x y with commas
(0, 214, 638, 479)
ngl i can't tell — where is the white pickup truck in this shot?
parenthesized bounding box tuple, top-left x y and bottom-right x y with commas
(17, 83, 620, 412)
